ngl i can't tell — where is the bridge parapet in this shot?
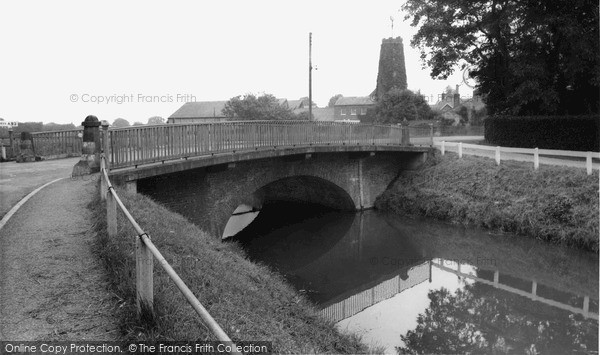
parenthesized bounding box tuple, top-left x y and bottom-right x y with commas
(106, 121, 433, 170)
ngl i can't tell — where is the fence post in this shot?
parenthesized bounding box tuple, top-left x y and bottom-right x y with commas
(441, 141, 445, 155)
(371, 125, 375, 145)
(401, 125, 410, 146)
(534, 148, 539, 170)
(136, 235, 154, 319)
(458, 142, 463, 158)
(495, 146, 500, 165)
(8, 128, 13, 152)
(429, 124, 433, 146)
(586, 152, 592, 175)
(100, 158, 107, 202)
(106, 190, 117, 238)
(102, 121, 110, 172)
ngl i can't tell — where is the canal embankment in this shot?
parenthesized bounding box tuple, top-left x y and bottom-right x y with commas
(375, 151, 599, 252)
(88, 187, 375, 354)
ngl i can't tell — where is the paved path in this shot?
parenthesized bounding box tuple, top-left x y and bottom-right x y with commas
(0, 158, 81, 219)
(433, 135, 484, 142)
(0, 160, 119, 341)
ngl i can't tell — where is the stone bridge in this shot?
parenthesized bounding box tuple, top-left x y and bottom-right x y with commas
(100, 121, 432, 237)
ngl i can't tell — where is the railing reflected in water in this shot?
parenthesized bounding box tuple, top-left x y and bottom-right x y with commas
(320, 261, 431, 322)
(320, 258, 599, 323)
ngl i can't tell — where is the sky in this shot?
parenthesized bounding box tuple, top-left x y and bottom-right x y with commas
(0, 1, 468, 126)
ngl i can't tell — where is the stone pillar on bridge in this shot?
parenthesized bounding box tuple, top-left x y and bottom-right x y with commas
(72, 115, 101, 176)
(15, 131, 36, 163)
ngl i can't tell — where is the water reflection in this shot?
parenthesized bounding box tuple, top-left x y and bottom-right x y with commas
(432, 258, 598, 320)
(230, 204, 599, 354)
(397, 264, 599, 354)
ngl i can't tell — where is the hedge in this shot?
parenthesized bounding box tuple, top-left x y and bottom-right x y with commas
(484, 115, 600, 151)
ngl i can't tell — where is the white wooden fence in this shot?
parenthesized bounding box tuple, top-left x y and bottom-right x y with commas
(437, 141, 599, 175)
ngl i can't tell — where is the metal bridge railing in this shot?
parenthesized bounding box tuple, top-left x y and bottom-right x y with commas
(105, 121, 428, 170)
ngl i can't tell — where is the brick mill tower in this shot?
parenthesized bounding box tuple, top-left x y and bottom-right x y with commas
(373, 37, 408, 101)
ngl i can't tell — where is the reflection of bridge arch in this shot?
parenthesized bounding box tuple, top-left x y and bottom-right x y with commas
(320, 262, 431, 322)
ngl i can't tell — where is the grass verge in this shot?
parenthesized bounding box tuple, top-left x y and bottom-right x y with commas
(89, 185, 373, 353)
(375, 151, 599, 252)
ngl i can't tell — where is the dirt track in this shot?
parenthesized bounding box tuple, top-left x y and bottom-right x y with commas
(0, 162, 119, 341)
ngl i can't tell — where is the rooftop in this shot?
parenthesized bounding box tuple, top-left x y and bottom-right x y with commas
(169, 101, 228, 119)
(334, 97, 375, 106)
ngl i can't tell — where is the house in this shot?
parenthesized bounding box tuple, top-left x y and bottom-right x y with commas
(292, 107, 335, 121)
(333, 97, 375, 121)
(432, 100, 455, 112)
(286, 97, 315, 111)
(169, 97, 331, 123)
(168, 101, 228, 124)
(432, 92, 460, 112)
(431, 86, 487, 125)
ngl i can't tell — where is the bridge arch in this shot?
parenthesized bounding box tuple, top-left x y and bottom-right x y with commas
(222, 175, 356, 238)
(254, 175, 356, 210)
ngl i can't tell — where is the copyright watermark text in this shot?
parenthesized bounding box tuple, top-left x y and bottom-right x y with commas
(1, 341, 272, 354)
(69, 93, 197, 104)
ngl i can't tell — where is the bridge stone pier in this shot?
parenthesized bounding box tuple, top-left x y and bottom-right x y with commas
(103, 121, 432, 238)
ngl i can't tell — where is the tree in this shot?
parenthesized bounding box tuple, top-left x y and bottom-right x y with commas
(147, 116, 165, 125)
(112, 118, 130, 128)
(222, 93, 294, 121)
(294, 111, 313, 121)
(402, 0, 599, 115)
(375, 89, 435, 123)
(42, 123, 77, 131)
(398, 282, 598, 354)
(132, 121, 145, 126)
(10, 122, 43, 134)
(444, 85, 457, 96)
(328, 94, 343, 108)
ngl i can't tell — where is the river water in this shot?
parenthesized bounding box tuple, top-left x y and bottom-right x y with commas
(229, 203, 599, 354)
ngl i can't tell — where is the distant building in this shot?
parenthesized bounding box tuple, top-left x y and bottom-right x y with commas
(431, 85, 461, 112)
(168, 101, 228, 124)
(169, 98, 326, 123)
(432, 99, 455, 112)
(286, 97, 315, 111)
(292, 107, 335, 121)
(333, 97, 375, 121)
(431, 85, 486, 125)
(373, 37, 408, 101)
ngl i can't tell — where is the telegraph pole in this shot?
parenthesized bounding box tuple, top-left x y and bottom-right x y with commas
(309, 32, 312, 121)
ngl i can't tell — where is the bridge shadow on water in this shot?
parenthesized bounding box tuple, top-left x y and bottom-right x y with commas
(227, 202, 424, 306)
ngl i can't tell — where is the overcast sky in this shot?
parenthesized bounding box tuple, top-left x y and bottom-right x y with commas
(0, 1, 468, 125)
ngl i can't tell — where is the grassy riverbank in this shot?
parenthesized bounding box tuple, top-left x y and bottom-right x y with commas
(89, 188, 373, 353)
(375, 152, 599, 252)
